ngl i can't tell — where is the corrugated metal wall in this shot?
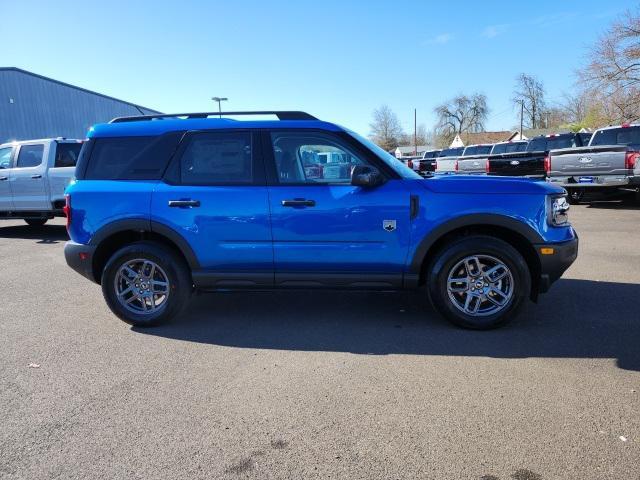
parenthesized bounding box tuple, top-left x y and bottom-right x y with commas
(0, 68, 160, 142)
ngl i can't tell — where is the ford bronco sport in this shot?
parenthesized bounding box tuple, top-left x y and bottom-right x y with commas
(64, 111, 578, 329)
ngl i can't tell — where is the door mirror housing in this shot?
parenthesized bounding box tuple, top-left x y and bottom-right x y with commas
(351, 165, 385, 188)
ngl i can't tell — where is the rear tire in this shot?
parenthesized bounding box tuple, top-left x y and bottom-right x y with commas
(427, 236, 531, 330)
(24, 218, 47, 226)
(101, 241, 192, 327)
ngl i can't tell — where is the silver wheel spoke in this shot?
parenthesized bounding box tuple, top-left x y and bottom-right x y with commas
(487, 288, 508, 306)
(464, 293, 480, 314)
(114, 258, 170, 315)
(464, 257, 482, 277)
(485, 264, 508, 282)
(448, 277, 469, 292)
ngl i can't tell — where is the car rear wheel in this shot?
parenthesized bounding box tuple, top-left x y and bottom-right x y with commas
(101, 242, 192, 327)
(427, 236, 531, 329)
(24, 218, 47, 226)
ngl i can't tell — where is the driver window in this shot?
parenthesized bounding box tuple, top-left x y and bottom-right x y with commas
(271, 132, 367, 184)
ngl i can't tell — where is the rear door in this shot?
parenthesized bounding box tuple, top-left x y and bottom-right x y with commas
(10, 142, 49, 210)
(264, 129, 411, 288)
(0, 146, 15, 210)
(152, 130, 273, 287)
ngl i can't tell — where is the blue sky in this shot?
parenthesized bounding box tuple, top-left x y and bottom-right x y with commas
(1, 0, 637, 136)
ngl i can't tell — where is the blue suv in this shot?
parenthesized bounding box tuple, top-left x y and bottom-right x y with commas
(64, 111, 578, 329)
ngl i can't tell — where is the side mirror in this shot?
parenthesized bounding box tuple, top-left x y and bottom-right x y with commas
(351, 165, 385, 188)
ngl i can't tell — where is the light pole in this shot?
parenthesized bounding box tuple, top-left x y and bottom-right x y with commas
(211, 97, 228, 118)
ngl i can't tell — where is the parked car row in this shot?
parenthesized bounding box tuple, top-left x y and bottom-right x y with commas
(398, 124, 640, 203)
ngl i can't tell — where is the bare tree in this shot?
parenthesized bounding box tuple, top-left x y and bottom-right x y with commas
(369, 105, 404, 151)
(434, 93, 489, 144)
(512, 73, 546, 129)
(559, 92, 589, 125)
(399, 124, 432, 146)
(579, 8, 640, 123)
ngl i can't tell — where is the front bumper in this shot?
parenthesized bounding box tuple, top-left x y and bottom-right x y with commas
(64, 241, 97, 283)
(534, 235, 579, 293)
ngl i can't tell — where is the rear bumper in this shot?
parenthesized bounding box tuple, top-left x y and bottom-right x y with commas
(547, 175, 632, 188)
(64, 241, 97, 283)
(534, 236, 579, 293)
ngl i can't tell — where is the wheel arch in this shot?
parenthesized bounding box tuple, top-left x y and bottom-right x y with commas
(89, 219, 199, 284)
(411, 214, 543, 299)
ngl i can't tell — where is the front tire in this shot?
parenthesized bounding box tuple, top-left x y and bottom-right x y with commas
(25, 218, 47, 226)
(101, 242, 192, 327)
(427, 236, 531, 330)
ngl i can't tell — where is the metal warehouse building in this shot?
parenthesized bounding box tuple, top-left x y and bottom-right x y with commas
(0, 67, 160, 143)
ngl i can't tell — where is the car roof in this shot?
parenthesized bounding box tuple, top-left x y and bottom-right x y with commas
(0, 138, 83, 148)
(88, 112, 343, 138)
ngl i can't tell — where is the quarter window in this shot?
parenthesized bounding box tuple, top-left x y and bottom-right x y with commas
(271, 132, 366, 184)
(0, 147, 12, 169)
(55, 143, 82, 168)
(180, 131, 253, 185)
(16, 144, 44, 168)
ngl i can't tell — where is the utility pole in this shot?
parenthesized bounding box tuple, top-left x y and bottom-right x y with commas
(519, 100, 524, 140)
(211, 97, 228, 118)
(414, 108, 417, 156)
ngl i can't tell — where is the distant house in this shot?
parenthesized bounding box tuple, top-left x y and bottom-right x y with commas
(394, 145, 433, 158)
(450, 131, 520, 147)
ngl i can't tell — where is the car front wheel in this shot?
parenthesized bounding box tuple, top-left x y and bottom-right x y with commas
(101, 242, 192, 327)
(427, 236, 531, 329)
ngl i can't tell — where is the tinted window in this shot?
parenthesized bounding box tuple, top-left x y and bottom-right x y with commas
(16, 144, 44, 168)
(55, 143, 82, 168)
(180, 131, 252, 185)
(424, 151, 440, 159)
(271, 131, 367, 184)
(439, 147, 464, 157)
(578, 132, 592, 146)
(590, 127, 640, 146)
(491, 142, 528, 155)
(0, 147, 12, 169)
(527, 135, 575, 152)
(463, 145, 492, 156)
(85, 133, 182, 180)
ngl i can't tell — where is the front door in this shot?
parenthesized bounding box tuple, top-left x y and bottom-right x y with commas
(0, 146, 14, 211)
(265, 130, 411, 288)
(152, 130, 273, 288)
(10, 143, 49, 210)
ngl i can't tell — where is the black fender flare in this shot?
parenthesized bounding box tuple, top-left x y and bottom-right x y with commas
(89, 218, 200, 269)
(409, 213, 544, 274)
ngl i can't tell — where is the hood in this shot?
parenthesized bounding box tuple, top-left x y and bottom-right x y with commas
(418, 175, 565, 195)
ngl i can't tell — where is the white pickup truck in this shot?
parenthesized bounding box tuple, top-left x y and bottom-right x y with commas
(0, 138, 83, 226)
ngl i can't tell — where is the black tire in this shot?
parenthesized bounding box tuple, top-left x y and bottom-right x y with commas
(427, 236, 531, 330)
(566, 188, 584, 205)
(101, 241, 192, 327)
(24, 218, 47, 226)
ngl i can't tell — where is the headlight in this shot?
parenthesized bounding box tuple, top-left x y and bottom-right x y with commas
(548, 195, 570, 226)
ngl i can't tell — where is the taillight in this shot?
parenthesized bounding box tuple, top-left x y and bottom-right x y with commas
(485, 159, 490, 173)
(544, 155, 551, 174)
(63, 194, 71, 231)
(407, 159, 413, 169)
(625, 151, 639, 169)
(454, 160, 459, 172)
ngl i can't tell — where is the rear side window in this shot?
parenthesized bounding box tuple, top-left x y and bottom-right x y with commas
(16, 144, 44, 168)
(463, 145, 492, 156)
(439, 147, 464, 157)
(84, 133, 182, 180)
(590, 127, 640, 146)
(179, 131, 253, 185)
(527, 135, 575, 152)
(0, 147, 12, 169)
(55, 143, 82, 168)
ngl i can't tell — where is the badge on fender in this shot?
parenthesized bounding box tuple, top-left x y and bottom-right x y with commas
(383, 220, 396, 232)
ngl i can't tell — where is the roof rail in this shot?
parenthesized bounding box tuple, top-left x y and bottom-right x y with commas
(110, 110, 318, 123)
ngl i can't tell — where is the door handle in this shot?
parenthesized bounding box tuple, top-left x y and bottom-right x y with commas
(168, 199, 200, 208)
(281, 199, 316, 207)
(31, 174, 42, 179)
(0, 176, 7, 181)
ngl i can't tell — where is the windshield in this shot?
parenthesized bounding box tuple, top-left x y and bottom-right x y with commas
(439, 147, 464, 157)
(462, 145, 492, 156)
(346, 130, 422, 179)
(590, 126, 640, 146)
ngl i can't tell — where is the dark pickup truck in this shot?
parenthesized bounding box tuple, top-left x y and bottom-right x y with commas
(488, 133, 592, 179)
(547, 124, 640, 202)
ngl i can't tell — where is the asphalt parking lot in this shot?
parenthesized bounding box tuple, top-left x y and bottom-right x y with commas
(1, 198, 639, 479)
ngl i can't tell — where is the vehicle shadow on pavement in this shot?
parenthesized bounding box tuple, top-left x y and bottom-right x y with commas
(0, 224, 68, 243)
(134, 278, 640, 372)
